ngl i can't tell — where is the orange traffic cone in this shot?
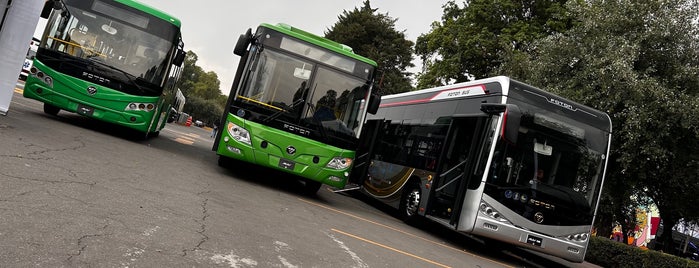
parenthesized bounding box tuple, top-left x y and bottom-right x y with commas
(185, 116, 192, 127)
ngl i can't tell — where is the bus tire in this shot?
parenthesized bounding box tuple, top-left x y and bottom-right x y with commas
(302, 180, 322, 195)
(399, 181, 423, 225)
(43, 103, 60, 116)
(147, 131, 160, 138)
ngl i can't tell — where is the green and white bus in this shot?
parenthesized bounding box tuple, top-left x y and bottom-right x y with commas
(24, 0, 185, 137)
(350, 76, 612, 262)
(213, 23, 380, 194)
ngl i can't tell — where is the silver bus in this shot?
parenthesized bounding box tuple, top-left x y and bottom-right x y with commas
(350, 76, 612, 262)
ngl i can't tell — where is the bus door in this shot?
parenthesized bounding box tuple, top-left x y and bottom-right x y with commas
(428, 117, 484, 225)
(347, 119, 384, 188)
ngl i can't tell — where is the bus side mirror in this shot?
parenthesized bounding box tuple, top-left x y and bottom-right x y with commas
(233, 28, 253, 56)
(367, 93, 381, 114)
(480, 103, 521, 144)
(173, 50, 185, 67)
(503, 104, 521, 144)
(480, 103, 506, 115)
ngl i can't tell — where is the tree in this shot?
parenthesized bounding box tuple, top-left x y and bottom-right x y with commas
(414, 0, 571, 88)
(192, 71, 222, 100)
(185, 96, 223, 126)
(175, 50, 203, 97)
(325, 0, 415, 95)
(500, 0, 699, 253)
(174, 50, 226, 126)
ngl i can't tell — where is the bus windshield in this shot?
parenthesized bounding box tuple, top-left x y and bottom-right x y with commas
(39, 0, 177, 93)
(236, 46, 369, 145)
(486, 105, 608, 226)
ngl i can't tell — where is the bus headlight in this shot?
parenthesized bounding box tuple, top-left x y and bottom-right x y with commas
(125, 102, 155, 112)
(479, 202, 511, 223)
(227, 122, 251, 145)
(34, 70, 53, 88)
(565, 232, 590, 242)
(326, 157, 352, 170)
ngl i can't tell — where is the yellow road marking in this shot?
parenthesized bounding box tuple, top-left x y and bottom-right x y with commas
(14, 88, 23, 94)
(174, 137, 194, 145)
(162, 128, 206, 145)
(298, 198, 514, 268)
(163, 128, 201, 138)
(331, 228, 451, 268)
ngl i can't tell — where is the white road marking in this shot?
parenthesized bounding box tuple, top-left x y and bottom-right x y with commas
(210, 252, 258, 268)
(121, 247, 145, 268)
(277, 256, 298, 268)
(142, 226, 160, 237)
(327, 232, 368, 268)
(273, 241, 298, 268)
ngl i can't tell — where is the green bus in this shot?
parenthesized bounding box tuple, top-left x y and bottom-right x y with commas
(24, 0, 185, 137)
(213, 23, 380, 194)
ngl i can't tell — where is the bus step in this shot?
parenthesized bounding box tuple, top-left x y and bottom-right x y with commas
(331, 184, 361, 193)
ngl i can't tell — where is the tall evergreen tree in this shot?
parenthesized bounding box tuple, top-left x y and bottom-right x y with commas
(325, 0, 415, 95)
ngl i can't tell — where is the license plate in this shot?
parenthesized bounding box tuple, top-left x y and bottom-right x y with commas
(279, 158, 295, 170)
(526, 234, 543, 247)
(77, 104, 94, 116)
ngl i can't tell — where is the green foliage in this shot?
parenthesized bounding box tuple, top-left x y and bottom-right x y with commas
(175, 50, 201, 97)
(586, 236, 699, 268)
(499, 0, 699, 252)
(175, 50, 223, 100)
(325, 0, 415, 95)
(174, 50, 226, 126)
(192, 71, 221, 100)
(415, 0, 571, 88)
(184, 96, 223, 127)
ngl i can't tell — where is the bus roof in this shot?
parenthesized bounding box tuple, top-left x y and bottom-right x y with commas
(381, 76, 509, 102)
(115, 0, 181, 28)
(260, 23, 377, 67)
(379, 76, 611, 132)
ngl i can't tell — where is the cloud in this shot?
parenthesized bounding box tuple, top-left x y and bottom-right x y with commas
(136, 0, 447, 95)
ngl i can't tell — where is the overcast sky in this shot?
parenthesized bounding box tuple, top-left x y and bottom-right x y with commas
(139, 0, 454, 95)
(37, 1, 449, 95)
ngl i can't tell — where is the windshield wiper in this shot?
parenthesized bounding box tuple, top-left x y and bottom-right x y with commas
(40, 51, 157, 95)
(86, 58, 156, 95)
(305, 102, 329, 141)
(262, 98, 304, 123)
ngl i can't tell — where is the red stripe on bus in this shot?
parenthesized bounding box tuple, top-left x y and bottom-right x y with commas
(379, 84, 486, 108)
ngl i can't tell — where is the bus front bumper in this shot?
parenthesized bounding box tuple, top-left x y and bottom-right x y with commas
(216, 132, 350, 189)
(469, 215, 588, 263)
(23, 80, 155, 132)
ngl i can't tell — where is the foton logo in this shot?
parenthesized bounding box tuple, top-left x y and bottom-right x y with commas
(283, 123, 310, 136)
(548, 98, 575, 111)
(82, 72, 110, 84)
(86, 86, 97, 95)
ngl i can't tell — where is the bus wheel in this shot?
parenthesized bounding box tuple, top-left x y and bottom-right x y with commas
(399, 182, 422, 224)
(218, 155, 232, 168)
(43, 103, 60, 116)
(302, 180, 322, 195)
(147, 131, 160, 138)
